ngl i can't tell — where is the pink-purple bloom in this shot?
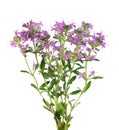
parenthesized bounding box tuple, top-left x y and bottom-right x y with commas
(10, 20, 106, 59)
(52, 21, 65, 34)
(10, 41, 17, 47)
(88, 55, 95, 61)
(90, 71, 95, 75)
(78, 73, 84, 79)
(86, 47, 91, 52)
(62, 54, 69, 60)
(33, 61, 36, 68)
(77, 54, 84, 60)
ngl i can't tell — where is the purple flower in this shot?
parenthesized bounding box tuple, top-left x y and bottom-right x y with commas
(50, 41, 56, 47)
(90, 71, 95, 75)
(96, 32, 105, 40)
(75, 34, 81, 43)
(62, 54, 69, 60)
(10, 41, 17, 47)
(82, 31, 87, 37)
(29, 20, 43, 27)
(20, 46, 25, 53)
(89, 70, 95, 77)
(70, 34, 81, 44)
(22, 23, 27, 27)
(77, 54, 84, 60)
(28, 26, 34, 31)
(19, 31, 29, 42)
(78, 46, 85, 51)
(62, 50, 72, 60)
(69, 31, 74, 37)
(82, 21, 86, 25)
(52, 21, 65, 34)
(90, 34, 97, 44)
(44, 43, 50, 49)
(53, 46, 62, 52)
(25, 44, 29, 48)
(86, 47, 91, 52)
(33, 62, 36, 68)
(41, 30, 49, 36)
(101, 42, 106, 48)
(89, 23, 93, 29)
(82, 21, 93, 30)
(69, 22, 76, 28)
(78, 72, 83, 79)
(88, 55, 95, 61)
(15, 30, 19, 36)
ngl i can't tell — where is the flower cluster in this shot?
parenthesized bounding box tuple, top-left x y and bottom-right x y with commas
(11, 20, 106, 61)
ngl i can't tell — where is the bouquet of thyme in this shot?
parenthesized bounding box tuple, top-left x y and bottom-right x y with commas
(11, 20, 106, 130)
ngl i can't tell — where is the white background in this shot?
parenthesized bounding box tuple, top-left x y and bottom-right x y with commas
(0, 0, 119, 130)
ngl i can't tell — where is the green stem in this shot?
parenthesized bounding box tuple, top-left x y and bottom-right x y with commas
(55, 119, 68, 130)
(84, 60, 88, 86)
(24, 56, 44, 99)
(69, 60, 88, 114)
(34, 50, 55, 113)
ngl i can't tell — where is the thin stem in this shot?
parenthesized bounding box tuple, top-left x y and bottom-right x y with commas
(69, 92, 82, 116)
(69, 59, 88, 115)
(65, 59, 75, 114)
(84, 60, 88, 86)
(33, 47, 55, 113)
(24, 56, 44, 99)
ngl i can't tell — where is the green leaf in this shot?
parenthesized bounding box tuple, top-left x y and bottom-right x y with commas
(31, 83, 38, 90)
(75, 59, 83, 63)
(67, 59, 71, 69)
(72, 70, 79, 75)
(94, 58, 100, 61)
(65, 115, 73, 128)
(20, 70, 30, 74)
(24, 48, 32, 53)
(61, 59, 66, 67)
(70, 89, 81, 95)
(40, 81, 50, 90)
(68, 76, 76, 84)
(56, 102, 66, 116)
(61, 74, 66, 81)
(43, 106, 51, 112)
(83, 81, 91, 93)
(48, 79, 57, 90)
(75, 63, 84, 67)
(42, 72, 49, 79)
(43, 99, 50, 107)
(34, 63, 39, 71)
(72, 66, 85, 75)
(91, 76, 103, 79)
(48, 66, 55, 77)
(40, 58, 45, 72)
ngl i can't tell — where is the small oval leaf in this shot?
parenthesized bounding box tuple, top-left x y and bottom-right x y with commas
(40, 58, 45, 72)
(34, 64, 39, 71)
(91, 76, 103, 79)
(43, 99, 50, 107)
(48, 79, 57, 90)
(83, 81, 91, 93)
(70, 89, 81, 95)
(68, 76, 76, 84)
(40, 81, 50, 90)
(42, 72, 49, 79)
(72, 70, 79, 75)
(31, 83, 38, 90)
(20, 70, 30, 74)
